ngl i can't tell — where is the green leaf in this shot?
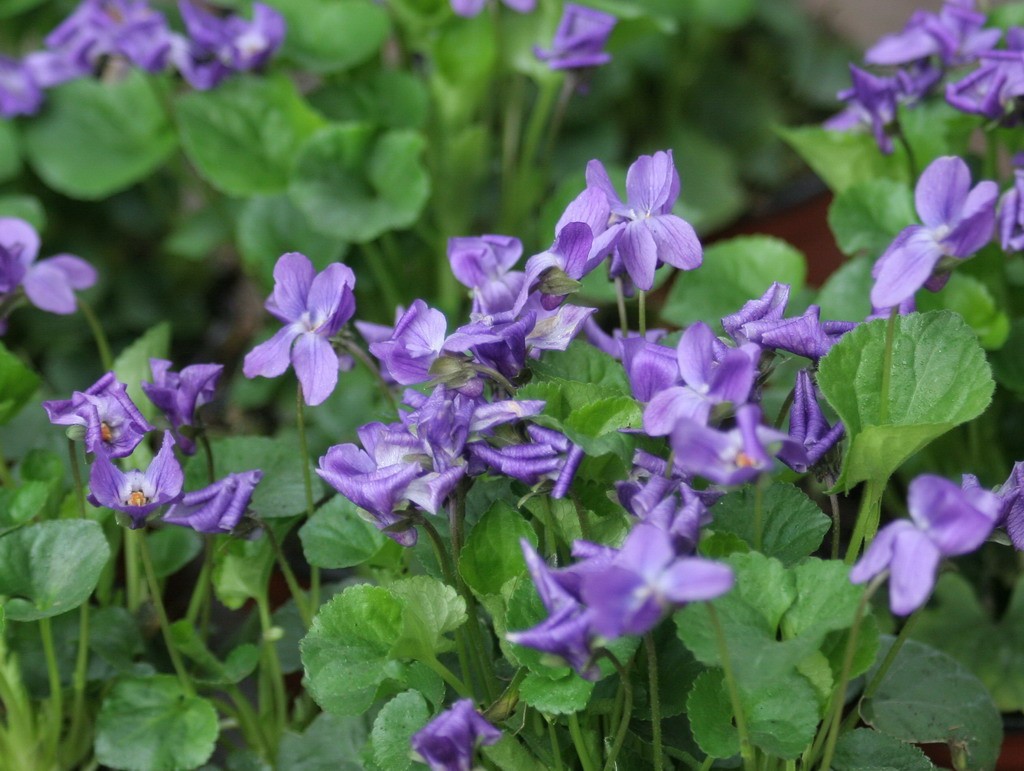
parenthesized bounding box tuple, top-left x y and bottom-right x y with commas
(237, 195, 347, 289)
(0, 120, 20, 184)
(312, 71, 429, 131)
(482, 735, 548, 771)
(0, 479, 51, 526)
(778, 125, 908, 193)
(145, 527, 202, 579)
(710, 483, 830, 566)
(175, 74, 325, 196)
(0, 520, 110, 621)
(816, 256, 873, 323)
(860, 637, 1002, 771)
(781, 559, 864, 639)
(23, 72, 175, 199)
(170, 620, 259, 686)
(916, 273, 1010, 350)
(991, 317, 1024, 396)
(289, 125, 430, 243)
(529, 340, 629, 392)
(371, 690, 430, 771)
(817, 311, 995, 489)
(390, 575, 467, 659)
(301, 584, 405, 715)
(827, 179, 914, 258)
(112, 322, 170, 426)
(832, 728, 935, 770)
(744, 671, 820, 758)
(687, 669, 740, 758)
(0, 195, 45, 230)
(213, 534, 275, 610)
(660, 236, 806, 328)
(459, 501, 537, 596)
(89, 607, 145, 674)
(299, 496, 386, 569)
(519, 671, 594, 715)
(185, 436, 322, 519)
(94, 676, 219, 771)
(277, 711, 367, 770)
(0, 340, 41, 426)
(277, 0, 390, 73)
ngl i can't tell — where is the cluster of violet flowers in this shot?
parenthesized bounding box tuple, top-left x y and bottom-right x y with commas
(0, 0, 284, 118)
(42, 359, 262, 536)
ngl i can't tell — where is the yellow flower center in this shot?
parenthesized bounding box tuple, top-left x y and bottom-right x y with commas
(127, 491, 149, 507)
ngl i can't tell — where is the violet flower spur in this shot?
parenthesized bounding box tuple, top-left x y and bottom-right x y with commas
(163, 470, 262, 534)
(87, 432, 184, 529)
(871, 156, 997, 309)
(534, 4, 617, 72)
(410, 699, 501, 771)
(777, 370, 845, 474)
(43, 371, 153, 458)
(586, 150, 702, 291)
(242, 252, 356, 407)
(850, 474, 1000, 615)
(141, 359, 222, 455)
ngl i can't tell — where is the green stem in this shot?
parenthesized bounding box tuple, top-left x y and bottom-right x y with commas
(638, 290, 647, 338)
(226, 684, 271, 757)
(422, 655, 473, 699)
(708, 604, 755, 771)
(520, 76, 560, 177)
(894, 122, 918, 182)
(264, 524, 311, 628)
(845, 479, 886, 565)
(568, 712, 598, 771)
(125, 522, 143, 612)
(255, 593, 288, 748)
(39, 617, 64, 756)
(644, 634, 663, 771)
(360, 241, 403, 313)
(77, 298, 113, 372)
(343, 339, 397, 413)
(185, 536, 214, 628)
(473, 364, 518, 396)
(753, 477, 765, 553)
(295, 382, 320, 614)
(547, 717, 564, 771)
(600, 651, 633, 771)
(878, 307, 898, 425)
(199, 430, 215, 484)
(68, 438, 87, 519)
(830, 494, 842, 561)
(0, 433, 13, 488)
(614, 278, 629, 336)
(67, 602, 91, 757)
(135, 530, 195, 697)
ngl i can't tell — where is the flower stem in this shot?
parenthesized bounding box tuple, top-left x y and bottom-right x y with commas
(644, 633, 664, 771)
(568, 712, 598, 771)
(547, 717, 564, 771)
(135, 529, 195, 697)
(359, 241, 403, 314)
(264, 523, 312, 628)
(0, 433, 13, 488)
(422, 655, 473, 700)
(614, 278, 629, 336)
(342, 338, 397, 413)
(599, 650, 633, 771)
(638, 290, 647, 338)
(830, 494, 842, 561)
(707, 604, 755, 771)
(38, 617, 64, 755)
(295, 382, 319, 612)
(66, 438, 91, 753)
(845, 478, 885, 565)
(77, 297, 113, 372)
(255, 593, 288, 753)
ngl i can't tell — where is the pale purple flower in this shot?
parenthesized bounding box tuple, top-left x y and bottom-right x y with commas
(999, 167, 1024, 252)
(450, 0, 535, 19)
(991, 462, 1024, 549)
(871, 156, 997, 308)
(617, 473, 716, 554)
(740, 305, 856, 362)
(141, 359, 222, 455)
(243, 252, 356, 407)
(722, 282, 790, 346)
(0, 57, 44, 117)
(620, 338, 678, 402)
(778, 370, 845, 473)
(448, 234, 525, 317)
(850, 474, 1000, 615)
(410, 699, 501, 771)
(584, 318, 666, 360)
(825, 65, 901, 154)
(586, 151, 702, 291)
(946, 50, 1024, 120)
(43, 372, 153, 458)
(467, 424, 583, 498)
(866, 2, 1000, 68)
(534, 4, 617, 71)
(46, 0, 174, 73)
(580, 523, 733, 638)
(87, 432, 183, 528)
(0, 217, 97, 322)
(515, 222, 594, 312)
(163, 470, 262, 534)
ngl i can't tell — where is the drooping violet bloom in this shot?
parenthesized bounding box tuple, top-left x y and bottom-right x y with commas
(990, 462, 1024, 549)
(0, 217, 97, 323)
(515, 222, 594, 312)
(850, 474, 1000, 615)
(999, 167, 1024, 253)
(580, 524, 733, 638)
(778, 370, 845, 474)
(586, 151, 702, 291)
(87, 432, 183, 528)
(871, 156, 997, 308)
(242, 252, 356, 407)
(410, 699, 501, 771)
(866, 2, 1000, 68)
(722, 282, 790, 346)
(522, 302, 596, 353)
(450, 0, 535, 19)
(163, 470, 262, 534)
(46, 0, 174, 73)
(617, 473, 716, 554)
(43, 372, 153, 458)
(468, 424, 584, 499)
(141, 359, 222, 455)
(534, 4, 617, 71)
(0, 57, 44, 117)
(824, 65, 901, 154)
(448, 234, 525, 317)
(171, 1, 285, 90)
(642, 321, 758, 435)
(506, 540, 602, 679)
(584, 317, 666, 360)
(740, 304, 857, 363)
(946, 50, 1024, 121)
(671, 404, 804, 486)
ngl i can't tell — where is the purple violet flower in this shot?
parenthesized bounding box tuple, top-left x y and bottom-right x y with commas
(515, 222, 594, 312)
(448, 234, 525, 317)
(43, 372, 154, 458)
(450, 0, 535, 19)
(0, 217, 97, 322)
(242, 252, 356, 407)
(87, 432, 184, 528)
(850, 473, 1000, 615)
(584, 318, 666, 360)
(0, 57, 44, 117)
(778, 370, 845, 474)
(410, 699, 501, 771)
(585, 150, 702, 291)
(468, 424, 583, 499)
(617, 474, 713, 554)
(999, 167, 1024, 253)
(866, 2, 1000, 68)
(47, 0, 174, 73)
(163, 470, 262, 534)
(580, 523, 733, 638)
(740, 305, 856, 362)
(870, 156, 997, 309)
(141, 359, 222, 455)
(825, 65, 907, 154)
(534, 4, 617, 71)
(991, 462, 1024, 549)
(946, 50, 1024, 121)
(722, 282, 790, 346)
